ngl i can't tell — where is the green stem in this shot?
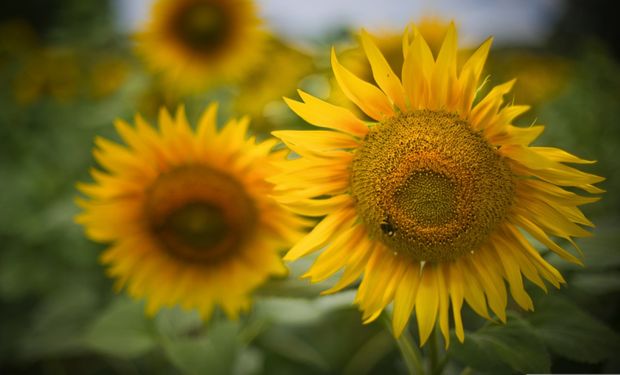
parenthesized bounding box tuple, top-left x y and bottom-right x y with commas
(381, 313, 425, 375)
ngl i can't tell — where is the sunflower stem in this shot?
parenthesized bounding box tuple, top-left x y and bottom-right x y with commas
(380, 313, 425, 375)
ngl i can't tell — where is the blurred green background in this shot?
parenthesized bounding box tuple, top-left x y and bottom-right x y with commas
(1, 1, 619, 374)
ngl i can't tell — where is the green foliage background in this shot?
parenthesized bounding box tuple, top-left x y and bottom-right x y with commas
(1, 1, 619, 374)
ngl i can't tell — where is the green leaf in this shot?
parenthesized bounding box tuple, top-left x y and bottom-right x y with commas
(258, 326, 330, 371)
(83, 297, 157, 359)
(232, 346, 264, 375)
(449, 313, 551, 374)
(527, 294, 620, 363)
(18, 283, 100, 360)
(255, 291, 356, 325)
(162, 320, 240, 375)
(572, 272, 620, 294)
(154, 306, 203, 339)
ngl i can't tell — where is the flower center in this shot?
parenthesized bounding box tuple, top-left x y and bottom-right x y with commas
(173, 1, 231, 54)
(350, 110, 515, 262)
(144, 165, 256, 263)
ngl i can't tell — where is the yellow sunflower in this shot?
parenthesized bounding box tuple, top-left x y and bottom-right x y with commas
(135, 0, 265, 92)
(273, 23, 603, 346)
(76, 104, 304, 319)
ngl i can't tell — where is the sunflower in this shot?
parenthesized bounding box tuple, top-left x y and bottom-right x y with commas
(76, 104, 304, 318)
(273, 23, 603, 346)
(135, 0, 266, 92)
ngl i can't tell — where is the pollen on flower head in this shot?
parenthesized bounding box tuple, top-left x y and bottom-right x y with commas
(350, 110, 515, 262)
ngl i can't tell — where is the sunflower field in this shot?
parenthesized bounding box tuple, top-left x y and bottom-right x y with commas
(1, 1, 620, 374)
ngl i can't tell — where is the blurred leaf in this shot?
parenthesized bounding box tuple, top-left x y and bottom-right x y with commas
(154, 306, 203, 339)
(256, 276, 329, 298)
(343, 330, 394, 375)
(162, 320, 240, 375)
(258, 327, 330, 371)
(449, 313, 551, 374)
(255, 291, 356, 325)
(84, 297, 157, 359)
(233, 346, 264, 375)
(544, 218, 620, 272)
(18, 283, 100, 360)
(526, 294, 620, 363)
(256, 256, 339, 298)
(572, 272, 620, 294)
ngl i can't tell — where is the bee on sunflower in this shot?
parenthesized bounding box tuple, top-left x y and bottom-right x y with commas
(272, 22, 603, 346)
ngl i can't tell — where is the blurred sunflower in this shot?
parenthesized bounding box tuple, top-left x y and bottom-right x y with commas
(487, 51, 572, 106)
(13, 47, 81, 105)
(232, 37, 315, 133)
(0, 19, 38, 64)
(88, 54, 130, 98)
(76, 105, 304, 318)
(136, 79, 182, 119)
(273, 23, 603, 345)
(135, 0, 266, 93)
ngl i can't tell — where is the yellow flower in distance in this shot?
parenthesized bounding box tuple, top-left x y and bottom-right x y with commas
(273, 23, 603, 346)
(76, 104, 304, 318)
(232, 37, 315, 133)
(135, 0, 265, 92)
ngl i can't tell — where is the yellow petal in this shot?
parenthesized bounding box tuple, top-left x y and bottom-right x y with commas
(331, 48, 395, 120)
(436, 264, 450, 348)
(457, 37, 492, 115)
(360, 29, 407, 111)
(530, 147, 596, 164)
(402, 29, 434, 109)
(273, 130, 359, 152)
(448, 262, 465, 342)
(415, 265, 439, 346)
(322, 234, 375, 294)
(284, 207, 357, 260)
(196, 102, 219, 146)
(511, 214, 583, 265)
(392, 262, 421, 337)
(491, 237, 534, 310)
(305, 225, 364, 282)
(468, 255, 507, 322)
(278, 195, 353, 217)
(488, 124, 544, 146)
(430, 22, 457, 110)
(284, 91, 368, 137)
(470, 79, 515, 131)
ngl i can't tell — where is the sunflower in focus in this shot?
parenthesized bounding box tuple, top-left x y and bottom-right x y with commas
(76, 105, 304, 318)
(273, 23, 603, 345)
(135, 0, 265, 92)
